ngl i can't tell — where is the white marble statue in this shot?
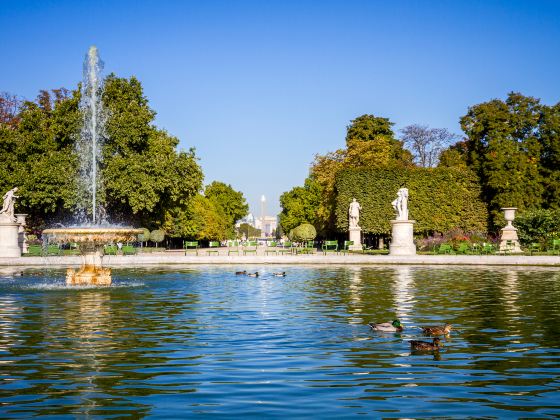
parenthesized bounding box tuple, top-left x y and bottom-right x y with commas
(0, 187, 19, 222)
(349, 198, 362, 229)
(391, 188, 409, 220)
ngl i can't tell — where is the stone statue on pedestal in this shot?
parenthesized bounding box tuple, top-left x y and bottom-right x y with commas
(348, 198, 362, 229)
(347, 198, 363, 251)
(389, 187, 416, 256)
(0, 187, 19, 222)
(0, 187, 22, 257)
(391, 188, 409, 221)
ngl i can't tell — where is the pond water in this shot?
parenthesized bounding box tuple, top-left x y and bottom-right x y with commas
(1, 265, 560, 418)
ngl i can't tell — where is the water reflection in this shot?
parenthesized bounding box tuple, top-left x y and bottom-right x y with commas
(0, 266, 559, 418)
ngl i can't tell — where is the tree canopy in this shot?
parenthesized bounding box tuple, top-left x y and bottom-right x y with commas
(0, 76, 204, 233)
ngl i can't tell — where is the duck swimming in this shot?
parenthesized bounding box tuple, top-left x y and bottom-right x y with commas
(246, 272, 259, 277)
(410, 337, 442, 351)
(368, 319, 403, 333)
(235, 271, 247, 275)
(421, 324, 452, 336)
(272, 272, 286, 277)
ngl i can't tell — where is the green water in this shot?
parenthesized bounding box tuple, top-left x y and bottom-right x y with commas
(0, 265, 559, 418)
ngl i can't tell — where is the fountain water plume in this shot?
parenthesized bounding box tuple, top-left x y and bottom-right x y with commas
(77, 46, 107, 225)
(44, 46, 142, 286)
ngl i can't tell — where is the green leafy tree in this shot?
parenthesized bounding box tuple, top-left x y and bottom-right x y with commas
(150, 229, 165, 248)
(304, 114, 412, 235)
(238, 222, 261, 239)
(515, 209, 560, 247)
(204, 181, 248, 237)
(101, 75, 203, 225)
(279, 177, 321, 234)
(460, 92, 545, 226)
(292, 223, 317, 242)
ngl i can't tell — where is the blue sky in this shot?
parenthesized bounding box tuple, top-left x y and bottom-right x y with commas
(1, 0, 559, 216)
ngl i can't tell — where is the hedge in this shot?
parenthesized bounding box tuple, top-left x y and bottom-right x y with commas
(335, 167, 488, 235)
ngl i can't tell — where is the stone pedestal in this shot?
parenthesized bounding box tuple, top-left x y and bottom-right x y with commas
(15, 214, 28, 254)
(0, 214, 21, 257)
(65, 244, 111, 286)
(348, 227, 362, 251)
(499, 207, 522, 253)
(389, 220, 416, 256)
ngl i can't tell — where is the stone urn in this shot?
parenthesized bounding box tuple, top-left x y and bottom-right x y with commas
(499, 207, 522, 253)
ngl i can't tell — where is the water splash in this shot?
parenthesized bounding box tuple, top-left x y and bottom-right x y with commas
(76, 46, 107, 224)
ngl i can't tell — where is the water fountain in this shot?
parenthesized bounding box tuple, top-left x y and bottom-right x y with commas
(43, 46, 142, 286)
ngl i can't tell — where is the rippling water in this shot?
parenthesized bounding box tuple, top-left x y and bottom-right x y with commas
(1, 265, 560, 418)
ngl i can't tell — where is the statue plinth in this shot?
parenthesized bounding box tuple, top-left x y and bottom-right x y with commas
(348, 227, 362, 251)
(389, 219, 416, 256)
(0, 214, 21, 258)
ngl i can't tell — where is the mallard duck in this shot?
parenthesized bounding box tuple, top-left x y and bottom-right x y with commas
(368, 319, 403, 333)
(246, 272, 259, 277)
(273, 272, 286, 277)
(235, 270, 247, 275)
(410, 337, 442, 351)
(421, 323, 452, 336)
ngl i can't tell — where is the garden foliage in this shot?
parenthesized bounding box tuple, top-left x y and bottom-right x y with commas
(514, 209, 560, 247)
(334, 167, 488, 235)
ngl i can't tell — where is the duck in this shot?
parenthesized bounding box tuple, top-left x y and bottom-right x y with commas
(246, 272, 259, 277)
(410, 337, 442, 351)
(235, 270, 247, 275)
(368, 319, 403, 333)
(272, 272, 286, 277)
(421, 323, 452, 336)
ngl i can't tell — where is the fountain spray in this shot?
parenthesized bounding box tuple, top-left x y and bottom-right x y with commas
(77, 46, 106, 225)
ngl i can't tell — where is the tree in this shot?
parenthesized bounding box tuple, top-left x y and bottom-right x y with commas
(307, 114, 412, 235)
(279, 177, 321, 234)
(401, 124, 458, 167)
(150, 229, 165, 248)
(291, 223, 317, 242)
(0, 76, 203, 233)
(204, 181, 248, 237)
(238, 222, 260, 239)
(460, 92, 544, 226)
(101, 75, 203, 226)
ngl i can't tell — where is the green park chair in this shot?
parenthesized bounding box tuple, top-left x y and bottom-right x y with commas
(26, 244, 42, 256)
(296, 240, 315, 255)
(278, 241, 294, 255)
(322, 240, 338, 255)
(122, 245, 137, 255)
(243, 241, 258, 255)
(184, 241, 199, 256)
(341, 240, 354, 255)
(46, 244, 61, 256)
(104, 245, 118, 255)
(227, 240, 240, 256)
(265, 241, 279, 255)
(207, 241, 220, 255)
(528, 242, 541, 255)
